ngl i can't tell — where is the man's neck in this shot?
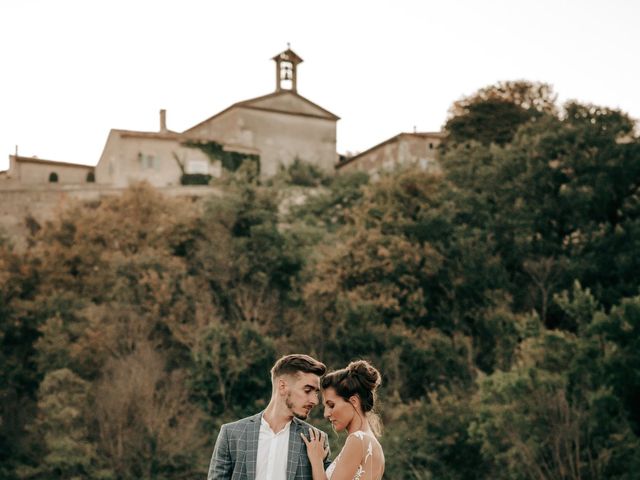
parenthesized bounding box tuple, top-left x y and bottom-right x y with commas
(262, 402, 293, 434)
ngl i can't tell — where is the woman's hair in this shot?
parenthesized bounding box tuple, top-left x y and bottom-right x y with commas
(321, 360, 383, 435)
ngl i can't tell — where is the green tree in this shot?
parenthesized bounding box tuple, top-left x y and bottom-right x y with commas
(17, 369, 107, 480)
(440, 100, 640, 323)
(473, 303, 640, 479)
(443, 81, 557, 147)
(384, 391, 488, 480)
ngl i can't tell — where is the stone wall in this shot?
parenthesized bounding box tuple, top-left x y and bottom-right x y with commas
(338, 133, 443, 178)
(0, 184, 221, 249)
(185, 95, 338, 177)
(95, 131, 216, 187)
(7, 156, 95, 184)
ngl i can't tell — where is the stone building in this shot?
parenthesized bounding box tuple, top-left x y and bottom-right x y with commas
(2, 48, 339, 188)
(95, 47, 338, 186)
(94, 117, 215, 188)
(336, 131, 445, 178)
(183, 49, 339, 177)
(3, 155, 95, 185)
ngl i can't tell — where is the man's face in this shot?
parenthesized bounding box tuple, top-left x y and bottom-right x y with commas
(282, 372, 320, 420)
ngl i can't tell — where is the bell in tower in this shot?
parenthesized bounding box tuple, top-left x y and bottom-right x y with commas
(272, 45, 303, 93)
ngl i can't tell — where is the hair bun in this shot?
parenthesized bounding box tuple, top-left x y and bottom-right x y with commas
(346, 360, 381, 390)
(322, 359, 384, 429)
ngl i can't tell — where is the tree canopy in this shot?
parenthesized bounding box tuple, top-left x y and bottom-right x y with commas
(1, 83, 639, 479)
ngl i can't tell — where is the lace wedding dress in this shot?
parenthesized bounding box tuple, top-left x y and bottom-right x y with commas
(326, 431, 375, 480)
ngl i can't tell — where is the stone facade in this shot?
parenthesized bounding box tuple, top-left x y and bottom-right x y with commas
(0, 183, 221, 248)
(4, 155, 95, 185)
(93, 47, 338, 185)
(183, 91, 339, 177)
(3, 48, 339, 189)
(336, 132, 445, 178)
(95, 128, 215, 188)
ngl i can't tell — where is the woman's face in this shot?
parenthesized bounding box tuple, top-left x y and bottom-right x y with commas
(322, 387, 354, 432)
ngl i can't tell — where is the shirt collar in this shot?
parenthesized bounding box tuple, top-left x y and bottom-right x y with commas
(260, 416, 292, 435)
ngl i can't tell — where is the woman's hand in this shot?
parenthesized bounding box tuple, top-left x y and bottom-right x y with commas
(301, 427, 329, 467)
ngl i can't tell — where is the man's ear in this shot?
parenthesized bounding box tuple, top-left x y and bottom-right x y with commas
(277, 377, 288, 395)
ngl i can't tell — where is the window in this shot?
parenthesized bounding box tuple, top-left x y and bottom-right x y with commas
(186, 159, 209, 175)
(49, 172, 58, 182)
(138, 153, 158, 170)
(86, 171, 95, 183)
(280, 61, 293, 90)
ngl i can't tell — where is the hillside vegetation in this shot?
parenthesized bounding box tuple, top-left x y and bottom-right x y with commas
(1, 82, 639, 479)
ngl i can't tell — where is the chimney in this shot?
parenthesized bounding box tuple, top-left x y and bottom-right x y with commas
(159, 109, 167, 133)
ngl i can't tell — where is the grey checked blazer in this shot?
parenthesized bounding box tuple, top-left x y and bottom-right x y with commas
(208, 412, 331, 480)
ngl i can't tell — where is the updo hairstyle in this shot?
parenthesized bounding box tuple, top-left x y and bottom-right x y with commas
(321, 360, 382, 434)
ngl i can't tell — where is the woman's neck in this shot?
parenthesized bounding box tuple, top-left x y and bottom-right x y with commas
(347, 413, 373, 436)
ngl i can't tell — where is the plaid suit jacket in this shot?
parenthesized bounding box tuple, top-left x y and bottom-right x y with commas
(208, 412, 331, 480)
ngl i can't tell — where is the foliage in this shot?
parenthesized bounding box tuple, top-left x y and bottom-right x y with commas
(289, 170, 369, 231)
(440, 100, 640, 323)
(443, 80, 557, 147)
(384, 391, 488, 479)
(17, 368, 107, 480)
(271, 157, 332, 187)
(180, 173, 212, 185)
(185, 140, 260, 174)
(1, 81, 640, 478)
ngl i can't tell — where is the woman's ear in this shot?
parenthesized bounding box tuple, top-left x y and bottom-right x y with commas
(349, 395, 360, 409)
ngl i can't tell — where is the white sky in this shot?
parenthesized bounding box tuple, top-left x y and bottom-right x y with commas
(1, 0, 639, 170)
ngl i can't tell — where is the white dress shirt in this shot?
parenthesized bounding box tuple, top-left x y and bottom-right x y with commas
(256, 416, 291, 480)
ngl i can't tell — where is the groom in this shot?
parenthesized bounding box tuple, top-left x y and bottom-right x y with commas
(208, 354, 331, 479)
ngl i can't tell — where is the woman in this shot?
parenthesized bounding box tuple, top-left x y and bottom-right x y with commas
(301, 360, 385, 480)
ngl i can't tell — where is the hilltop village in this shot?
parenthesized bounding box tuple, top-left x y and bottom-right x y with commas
(0, 48, 443, 238)
(1, 47, 444, 186)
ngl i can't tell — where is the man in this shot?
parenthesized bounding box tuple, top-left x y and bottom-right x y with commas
(208, 354, 331, 480)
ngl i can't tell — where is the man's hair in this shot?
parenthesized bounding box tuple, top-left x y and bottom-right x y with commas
(271, 354, 326, 381)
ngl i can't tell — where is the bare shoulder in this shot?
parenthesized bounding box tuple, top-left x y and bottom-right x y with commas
(347, 432, 385, 463)
(329, 432, 385, 479)
(340, 432, 370, 454)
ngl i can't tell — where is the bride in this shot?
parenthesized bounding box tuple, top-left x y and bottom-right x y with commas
(301, 360, 385, 480)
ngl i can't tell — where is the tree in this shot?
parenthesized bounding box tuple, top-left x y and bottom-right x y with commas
(17, 369, 107, 480)
(93, 343, 206, 480)
(383, 390, 488, 480)
(440, 100, 640, 323)
(472, 291, 640, 479)
(443, 81, 557, 147)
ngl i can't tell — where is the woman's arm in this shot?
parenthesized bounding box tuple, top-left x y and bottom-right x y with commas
(302, 429, 365, 480)
(325, 435, 366, 480)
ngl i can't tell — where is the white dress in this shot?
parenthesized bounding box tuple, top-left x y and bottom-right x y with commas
(326, 431, 374, 480)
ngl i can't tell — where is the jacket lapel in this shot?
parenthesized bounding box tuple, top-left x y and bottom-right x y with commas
(286, 418, 303, 480)
(245, 412, 262, 480)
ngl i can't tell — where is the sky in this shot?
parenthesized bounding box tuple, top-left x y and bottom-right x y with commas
(1, 0, 639, 171)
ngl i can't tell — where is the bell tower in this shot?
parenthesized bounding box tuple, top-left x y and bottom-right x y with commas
(272, 44, 303, 93)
